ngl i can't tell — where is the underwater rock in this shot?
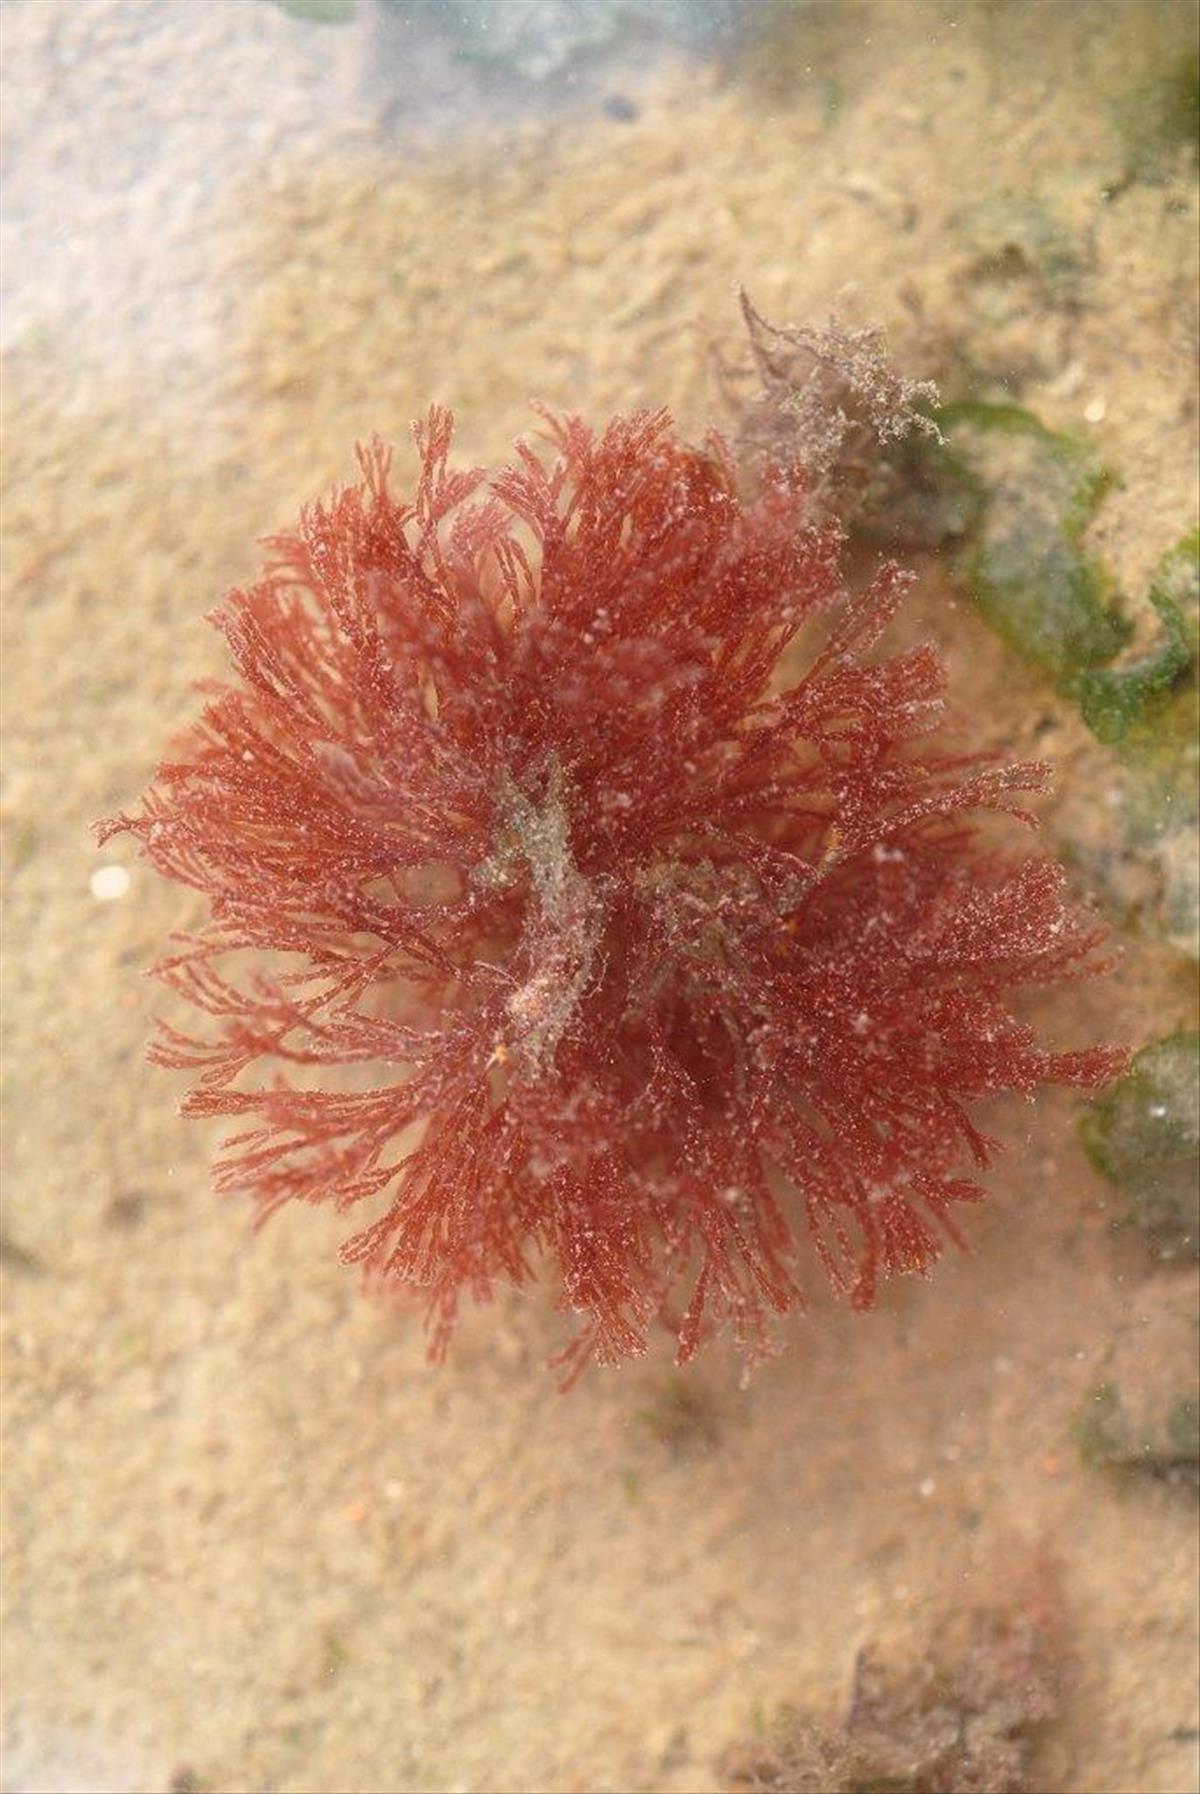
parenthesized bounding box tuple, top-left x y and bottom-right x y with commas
(1081, 1030, 1200, 1258)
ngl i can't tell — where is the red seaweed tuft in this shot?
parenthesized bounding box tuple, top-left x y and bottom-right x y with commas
(100, 404, 1126, 1381)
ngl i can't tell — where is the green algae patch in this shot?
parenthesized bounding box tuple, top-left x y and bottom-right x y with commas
(939, 401, 1129, 680)
(1077, 530, 1198, 747)
(1094, 533, 1199, 958)
(940, 406, 1196, 749)
(940, 413, 1197, 957)
(1080, 1031, 1200, 1257)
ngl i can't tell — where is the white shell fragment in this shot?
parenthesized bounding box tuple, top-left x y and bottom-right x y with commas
(90, 864, 130, 902)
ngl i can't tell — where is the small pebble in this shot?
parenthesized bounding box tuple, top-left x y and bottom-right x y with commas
(1084, 396, 1107, 423)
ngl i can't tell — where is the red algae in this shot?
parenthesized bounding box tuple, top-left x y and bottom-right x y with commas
(100, 404, 1126, 1381)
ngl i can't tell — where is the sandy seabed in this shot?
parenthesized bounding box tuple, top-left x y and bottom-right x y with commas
(2, 2, 1198, 1791)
